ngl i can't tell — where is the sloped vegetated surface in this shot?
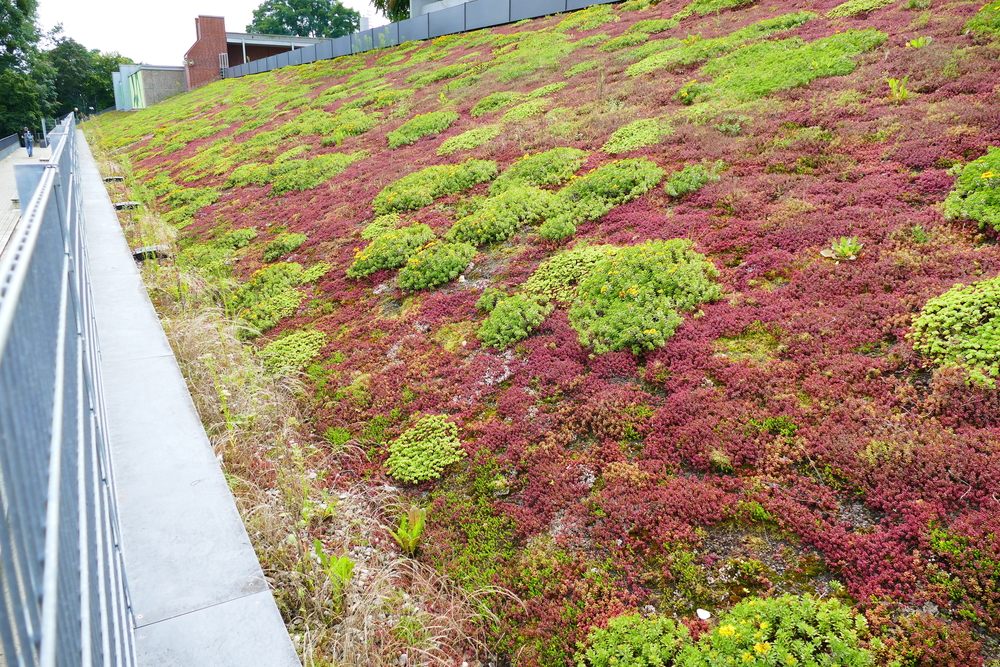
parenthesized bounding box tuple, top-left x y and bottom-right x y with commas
(88, 0, 1000, 664)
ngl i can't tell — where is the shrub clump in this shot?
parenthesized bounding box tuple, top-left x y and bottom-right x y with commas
(257, 329, 329, 373)
(569, 239, 719, 353)
(372, 160, 498, 214)
(943, 147, 1000, 230)
(491, 147, 589, 194)
(397, 241, 476, 291)
(446, 186, 556, 245)
(477, 295, 551, 349)
(539, 159, 665, 240)
(909, 275, 1000, 386)
(386, 415, 466, 484)
(346, 224, 436, 278)
(387, 110, 460, 149)
(664, 162, 723, 198)
(263, 232, 307, 262)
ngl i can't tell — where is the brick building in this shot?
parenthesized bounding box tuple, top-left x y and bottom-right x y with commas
(183, 16, 326, 90)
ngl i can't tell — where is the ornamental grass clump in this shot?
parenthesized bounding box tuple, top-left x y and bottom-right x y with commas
(386, 415, 467, 484)
(943, 146, 1000, 230)
(539, 158, 665, 240)
(477, 295, 552, 349)
(372, 160, 498, 214)
(446, 186, 557, 245)
(387, 110, 460, 149)
(397, 241, 477, 291)
(569, 239, 719, 353)
(346, 224, 435, 278)
(909, 275, 1000, 386)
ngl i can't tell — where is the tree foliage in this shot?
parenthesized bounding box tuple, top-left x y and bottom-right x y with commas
(247, 0, 360, 39)
(372, 0, 409, 22)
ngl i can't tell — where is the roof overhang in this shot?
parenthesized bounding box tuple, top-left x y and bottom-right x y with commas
(225, 32, 326, 48)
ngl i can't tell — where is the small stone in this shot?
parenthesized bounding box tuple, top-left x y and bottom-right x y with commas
(697, 608, 711, 620)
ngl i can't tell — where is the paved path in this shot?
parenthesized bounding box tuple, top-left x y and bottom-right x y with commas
(0, 146, 52, 258)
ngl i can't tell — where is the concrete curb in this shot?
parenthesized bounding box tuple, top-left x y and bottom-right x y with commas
(77, 131, 300, 667)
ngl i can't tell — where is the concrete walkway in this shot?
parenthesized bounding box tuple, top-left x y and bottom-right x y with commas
(77, 131, 300, 666)
(0, 146, 51, 258)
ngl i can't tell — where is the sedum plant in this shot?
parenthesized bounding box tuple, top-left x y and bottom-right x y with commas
(397, 240, 477, 291)
(522, 243, 618, 303)
(569, 239, 720, 354)
(576, 614, 691, 667)
(491, 147, 589, 194)
(372, 160, 498, 214)
(909, 275, 1000, 386)
(263, 232, 307, 262)
(386, 415, 466, 484)
(664, 162, 723, 198)
(346, 224, 435, 278)
(943, 146, 1000, 231)
(477, 295, 551, 349)
(539, 158, 665, 240)
(387, 110, 459, 149)
(446, 186, 557, 245)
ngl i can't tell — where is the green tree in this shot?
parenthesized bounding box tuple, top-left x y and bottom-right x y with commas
(42, 29, 133, 118)
(246, 0, 360, 38)
(0, 0, 43, 136)
(372, 0, 409, 22)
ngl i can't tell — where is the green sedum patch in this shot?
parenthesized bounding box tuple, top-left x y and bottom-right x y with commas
(386, 415, 467, 484)
(569, 239, 720, 354)
(437, 125, 502, 156)
(503, 99, 550, 121)
(491, 147, 589, 194)
(347, 224, 436, 278)
(599, 32, 650, 52)
(601, 117, 673, 154)
(967, 0, 1000, 35)
(446, 186, 556, 245)
(361, 213, 402, 240)
(577, 594, 872, 667)
(263, 232, 307, 262)
(471, 90, 526, 117)
(943, 146, 1000, 230)
(539, 158, 665, 240)
(397, 241, 477, 291)
(372, 160, 498, 214)
(478, 295, 552, 349)
(825, 0, 896, 18)
(258, 329, 329, 373)
(227, 262, 321, 338)
(162, 187, 220, 226)
(387, 111, 460, 149)
(522, 243, 618, 302)
(565, 60, 601, 76)
(664, 162, 723, 198)
(909, 275, 1000, 386)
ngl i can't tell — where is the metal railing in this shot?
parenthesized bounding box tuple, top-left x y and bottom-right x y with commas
(0, 134, 20, 161)
(0, 115, 135, 666)
(222, 0, 618, 79)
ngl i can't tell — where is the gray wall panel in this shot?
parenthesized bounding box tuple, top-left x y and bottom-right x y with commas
(299, 44, 318, 63)
(398, 15, 430, 42)
(374, 23, 400, 48)
(316, 40, 334, 60)
(352, 29, 374, 53)
(511, 0, 566, 20)
(466, 0, 510, 30)
(276, 51, 290, 67)
(332, 35, 353, 57)
(429, 4, 466, 38)
(567, 0, 615, 8)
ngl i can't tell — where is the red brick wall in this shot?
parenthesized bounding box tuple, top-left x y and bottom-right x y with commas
(184, 16, 227, 90)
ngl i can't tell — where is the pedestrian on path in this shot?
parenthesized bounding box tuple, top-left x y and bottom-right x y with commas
(22, 128, 33, 158)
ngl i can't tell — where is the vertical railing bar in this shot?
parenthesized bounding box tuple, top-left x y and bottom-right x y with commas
(39, 252, 70, 667)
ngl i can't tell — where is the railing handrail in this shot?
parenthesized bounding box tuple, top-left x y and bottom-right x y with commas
(0, 114, 135, 667)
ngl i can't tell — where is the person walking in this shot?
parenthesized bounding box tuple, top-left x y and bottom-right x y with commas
(23, 128, 34, 158)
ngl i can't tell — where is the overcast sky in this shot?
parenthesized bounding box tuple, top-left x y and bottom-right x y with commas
(37, 0, 388, 66)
